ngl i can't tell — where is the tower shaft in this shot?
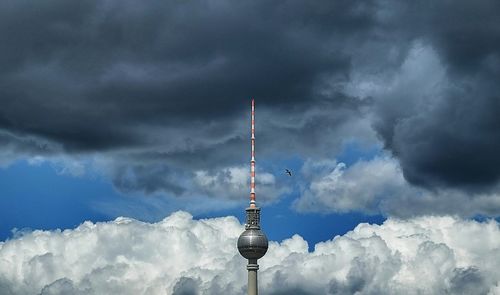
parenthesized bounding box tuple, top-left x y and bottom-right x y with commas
(247, 259, 259, 295)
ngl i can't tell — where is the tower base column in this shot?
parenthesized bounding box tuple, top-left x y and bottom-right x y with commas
(247, 259, 259, 295)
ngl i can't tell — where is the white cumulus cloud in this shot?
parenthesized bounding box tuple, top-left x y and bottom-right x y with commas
(1, 212, 500, 294)
(294, 156, 500, 217)
(294, 157, 410, 214)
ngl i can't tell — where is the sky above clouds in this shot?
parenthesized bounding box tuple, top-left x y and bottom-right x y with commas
(1, 0, 500, 294)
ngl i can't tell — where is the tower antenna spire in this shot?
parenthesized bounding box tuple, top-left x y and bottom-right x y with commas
(238, 99, 268, 295)
(250, 98, 256, 207)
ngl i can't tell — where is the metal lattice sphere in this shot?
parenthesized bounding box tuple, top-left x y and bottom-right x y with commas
(237, 228, 269, 260)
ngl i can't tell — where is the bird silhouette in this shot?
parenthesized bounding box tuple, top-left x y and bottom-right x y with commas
(285, 169, 292, 176)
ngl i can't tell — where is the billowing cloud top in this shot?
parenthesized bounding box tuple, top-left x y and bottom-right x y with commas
(1, 0, 500, 215)
(1, 212, 500, 294)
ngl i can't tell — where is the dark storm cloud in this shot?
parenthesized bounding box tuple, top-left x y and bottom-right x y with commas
(0, 0, 375, 151)
(372, 0, 500, 191)
(2, 0, 500, 200)
(0, 0, 380, 195)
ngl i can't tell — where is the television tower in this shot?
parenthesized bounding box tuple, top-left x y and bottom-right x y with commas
(237, 99, 268, 295)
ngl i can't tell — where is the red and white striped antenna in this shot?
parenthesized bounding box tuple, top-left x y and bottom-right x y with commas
(250, 99, 256, 207)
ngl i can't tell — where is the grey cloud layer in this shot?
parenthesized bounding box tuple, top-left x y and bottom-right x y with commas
(371, 0, 500, 190)
(0, 0, 377, 197)
(1, 212, 500, 294)
(294, 155, 500, 218)
(1, 0, 499, 205)
(0, 0, 372, 150)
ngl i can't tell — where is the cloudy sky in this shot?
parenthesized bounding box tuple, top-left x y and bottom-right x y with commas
(1, 0, 500, 294)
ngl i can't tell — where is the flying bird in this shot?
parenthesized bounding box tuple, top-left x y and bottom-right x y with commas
(285, 169, 292, 176)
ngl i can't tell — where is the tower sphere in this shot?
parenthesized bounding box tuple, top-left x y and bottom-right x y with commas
(237, 228, 269, 260)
